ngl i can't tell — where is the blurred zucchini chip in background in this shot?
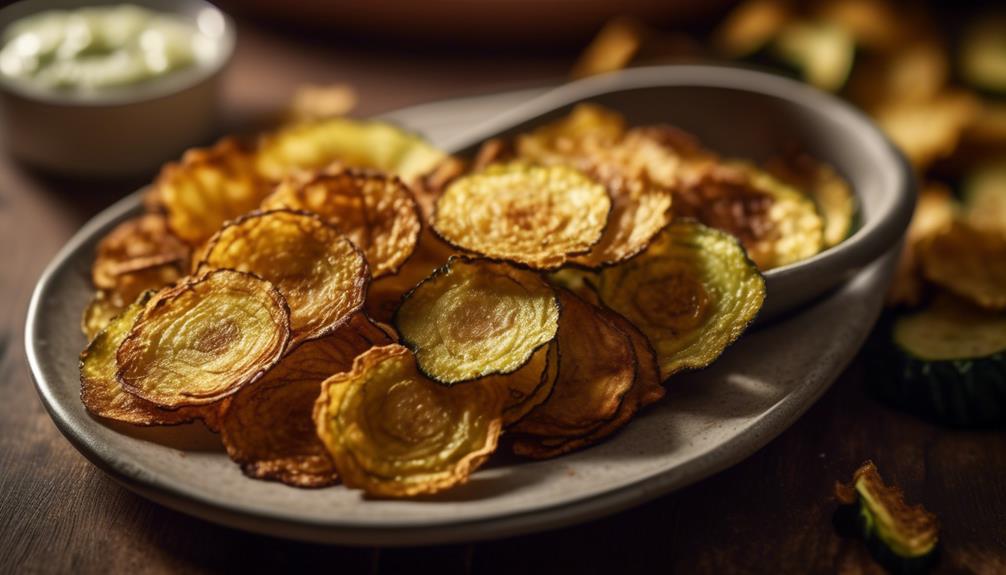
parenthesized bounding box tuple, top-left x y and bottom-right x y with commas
(920, 220, 1006, 310)
(313, 344, 504, 498)
(433, 162, 610, 269)
(220, 314, 394, 488)
(81, 291, 212, 426)
(262, 167, 421, 278)
(963, 161, 1006, 236)
(116, 270, 291, 408)
(395, 257, 560, 385)
(255, 118, 445, 185)
(598, 221, 765, 380)
(772, 20, 855, 92)
(673, 162, 824, 270)
(81, 261, 187, 340)
(960, 18, 1006, 96)
(887, 183, 958, 308)
(197, 210, 369, 344)
(91, 214, 189, 290)
(155, 137, 272, 246)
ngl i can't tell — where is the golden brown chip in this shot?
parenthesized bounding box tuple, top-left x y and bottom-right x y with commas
(220, 314, 394, 488)
(412, 156, 467, 223)
(155, 137, 272, 246)
(570, 17, 643, 79)
(875, 91, 979, 170)
(261, 167, 421, 278)
(255, 118, 445, 185)
(712, 0, 790, 58)
(765, 153, 857, 248)
(117, 270, 291, 408)
(80, 291, 212, 426)
(920, 220, 1006, 310)
(598, 221, 765, 380)
(887, 183, 958, 307)
(313, 344, 504, 497)
(81, 261, 187, 340)
(433, 162, 611, 269)
(510, 290, 636, 438)
(365, 228, 458, 325)
(516, 104, 626, 162)
(484, 341, 559, 427)
(92, 214, 189, 290)
(395, 257, 560, 384)
(197, 210, 369, 344)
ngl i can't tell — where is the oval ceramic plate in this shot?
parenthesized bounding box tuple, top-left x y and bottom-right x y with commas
(27, 67, 908, 545)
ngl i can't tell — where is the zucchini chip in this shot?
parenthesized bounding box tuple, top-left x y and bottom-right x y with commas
(920, 220, 1006, 310)
(673, 162, 824, 270)
(835, 461, 939, 570)
(964, 162, 1006, 236)
(220, 314, 394, 488)
(117, 270, 291, 408)
(766, 154, 857, 248)
(197, 210, 369, 343)
(80, 291, 209, 425)
(490, 341, 559, 427)
(888, 183, 958, 308)
(261, 167, 421, 278)
(255, 118, 445, 185)
(365, 228, 457, 324)
(880, 294, 1006, 426)
(515, 103, 626, 164)
(313, 344, 504, 497)
(432, 162, 611, 270)
(511, 290, 636, 439)
(81, 261, 186, 340)
(597, 221, 765, 380)
(395, 257, 560, 384)
(875, 91, 978, 169)
(91, 214, 189, 290)
(513, 310, 664, 459)
(155, 137, 271, 245)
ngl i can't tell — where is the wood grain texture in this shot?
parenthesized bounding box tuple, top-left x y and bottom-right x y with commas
(1, 18, 1003, 575)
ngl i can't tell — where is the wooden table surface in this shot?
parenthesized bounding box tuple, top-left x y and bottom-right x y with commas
(1, 19, 1004, 575)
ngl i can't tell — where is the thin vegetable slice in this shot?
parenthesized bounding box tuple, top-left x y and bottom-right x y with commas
(887, 183, 958, 307)
(364, 228, 457, 324)
(432, 162, 610, 269)
(875, 91, 979, 169)
(766, 153, 857, 248)
(835, 461, 939, 571)
(497, 342, 559, 427)
(920, 220, 1006, 310)
(81, 261, 186, 340)
(91, 214, 189, 290)
(80, 291, 209, 425)
(395, 257, 560, 384)
(155, 137, 271, 245)
(117, 270, 291, 408)
(598, 221, 765, 380)
(220, 314, 394, 488)
(313, 344, 504, 497)
(255, 118, 445, 185)
(197, 210, 369, 343)
(511, 290, 636, 438)
(963, 161, 1006, 236)
(515, 103, 625, 164)
(673, 162, 824, 270)
(261, 167, 422, 278)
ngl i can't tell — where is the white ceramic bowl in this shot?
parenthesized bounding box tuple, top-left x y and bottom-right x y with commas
(0, 0, 235, 177)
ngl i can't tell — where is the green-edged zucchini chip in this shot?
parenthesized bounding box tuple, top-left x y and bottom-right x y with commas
(395, 257, 560, 385)
(597, 221, 765, 380)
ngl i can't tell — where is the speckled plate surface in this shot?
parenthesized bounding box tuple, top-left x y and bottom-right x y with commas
(26, 68, 907, 546)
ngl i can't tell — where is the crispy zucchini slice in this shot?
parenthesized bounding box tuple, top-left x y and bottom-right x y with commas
(673, 162, 824, 270)
(772, 21, 855, 92)
(920, 220, 1006, 310)
(364, 228, 457, 324)
(835, 461, 939, 571)
(511, 290, 636, 439)
(261, 167, 422, 278)
(888, 183, 958, 308)
(197, 210, 369, 343)
(960, 18, 1006, 95)
(879, 294, 1006, 426)
(255, 118, 445, 185)
(155, 137, 271, 246)
(875, 91, 978, 169)
(80, 291, 210, 426)
(313, 344, 504, 497)
(484, 341, 558, 427)
(220, 314, 393, 488)
(766, 154, 857, 248)
(515, 103, 626, 164)
(91, 214, 189, 290)
(963, 161, 1006, 235)
(433, 162, 610, 269)
(597, 221, 765, 380)
(117, 270, 291, 408)
(395, 257, 560, 385)
(81, 261, 187, 340)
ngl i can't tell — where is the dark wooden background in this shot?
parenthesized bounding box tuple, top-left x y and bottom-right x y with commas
(1, 18, 1004, 575)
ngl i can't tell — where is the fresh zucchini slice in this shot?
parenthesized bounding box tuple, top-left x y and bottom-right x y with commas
(772, 20, 855, 92)
(881, 294, 1006, 427)
(960, 18, 1006, 95)
(920, 220, 1006, 310)
(835, 461, 940, 573)
(597, 221, 765, 380)
(963, 162, 1006, 235)
(673, 162, 824, 270)
(766, 154, 857, 248)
